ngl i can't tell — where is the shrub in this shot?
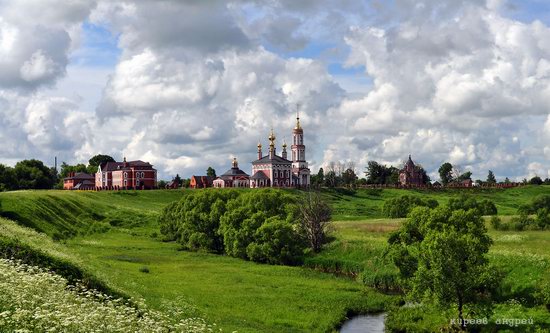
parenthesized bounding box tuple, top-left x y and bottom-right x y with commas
(490, 215, 501, 230)
(535, 208, 550, 230)
(245, 218, 305, 265)
(509, 213, 534, 231)
(447, 195, 497, 215)
(159, 189, 306, 265)
(220, 190, 304, 264)
(139, 266, 150, 273)
(382, 195, 439, 218)
(158, 189, 240, 252)
(518, 194, 550, 215)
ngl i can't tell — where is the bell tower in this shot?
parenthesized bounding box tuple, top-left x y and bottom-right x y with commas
(291, 105, 310, 186)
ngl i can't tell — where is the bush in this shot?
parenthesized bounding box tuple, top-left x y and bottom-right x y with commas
(220, 190, 304, 264)
(158, 189, 240, 252)
(139, 266, 150, 273)
(382, 195, 439, 218)
(447, 195, 497, 215)
(490, 216, 501, 230)
(245, 218, 305, 265)
(159, 189, 306, 265)
(535, 208, 550, 230)
(509, 213, 534, 231)
(518, 194, 550, 215)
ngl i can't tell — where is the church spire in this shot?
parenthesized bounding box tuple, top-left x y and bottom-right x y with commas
(269, 128, 276, 159)
(257, 141, 262, 159)
(295, 103, 301, 129)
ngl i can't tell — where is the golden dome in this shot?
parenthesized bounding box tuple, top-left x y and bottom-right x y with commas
(268, 128, 276, 145)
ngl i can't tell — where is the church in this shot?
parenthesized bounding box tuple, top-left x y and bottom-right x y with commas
(398, 155, 425, 186)
(249, 114, 311, 188)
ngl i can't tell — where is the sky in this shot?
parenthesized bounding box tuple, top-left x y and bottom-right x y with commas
(2, 0, 550, 181)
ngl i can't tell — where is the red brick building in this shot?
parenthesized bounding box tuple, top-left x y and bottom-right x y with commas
(190, 175, 214, 189)
(63, 172, 95, 190)
(95, 158, 157, 190)
(398, 155, 426, 186)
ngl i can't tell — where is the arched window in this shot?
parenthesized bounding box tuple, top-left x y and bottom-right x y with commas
(124, 172, 128, 178)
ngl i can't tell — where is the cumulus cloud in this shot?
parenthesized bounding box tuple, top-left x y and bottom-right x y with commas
(1, 0, 550, 181)
(328, 0, 550, 180)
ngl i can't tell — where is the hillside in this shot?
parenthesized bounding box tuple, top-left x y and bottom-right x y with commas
(0, 190, 392, 332)
(323, 185, 549, 220)
(0, 187, 549, 332)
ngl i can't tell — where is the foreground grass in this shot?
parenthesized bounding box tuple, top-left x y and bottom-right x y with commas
(65, 229, 393, 333)
(1, 187, 549, 332)
(0, 190, 394, 332)
(0, 258, 212, 333)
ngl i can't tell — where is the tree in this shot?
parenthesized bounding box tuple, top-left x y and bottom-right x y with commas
(530, 176, 543, 185)
(174, 174, 182, 187)
(438, 162, 453, 185)
(416, 166, 431, 184)
(342, 168, 357, 187)
(0, 164, 17, 191)
(206, 167, 216, 178)
(388, 207, 500, 329)
(324, 171, 337, 188)
(298, 192, 332, 252)
(383, 195, 438, 218)
(14, 159, 56, 190)
(487, 170, 496, 184)
(457, 171, 472, 182)
(365, 161, 398, 185)
(87, 154, 115, 173)
(317, 168, 324, 185)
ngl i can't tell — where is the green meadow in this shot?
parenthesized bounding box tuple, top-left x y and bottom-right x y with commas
(0, 186, 549, 332)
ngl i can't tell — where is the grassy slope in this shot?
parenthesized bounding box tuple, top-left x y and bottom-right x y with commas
(1, 186, 549, 331)
(324, 185, 550, 220)
(0, 190, 392, 333)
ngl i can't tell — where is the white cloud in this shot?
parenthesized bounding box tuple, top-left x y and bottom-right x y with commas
(1, 0, 550, 181)
(327, 0, 550, 180)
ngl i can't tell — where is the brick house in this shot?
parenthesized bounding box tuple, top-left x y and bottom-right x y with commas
(95, 158, 157, 190)
(63, 172, 95, 190)
(190, 175, 214, 189)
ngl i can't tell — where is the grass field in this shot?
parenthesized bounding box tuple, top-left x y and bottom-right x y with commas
(0, 190, 393, 332)
(0, 186, 549, 332)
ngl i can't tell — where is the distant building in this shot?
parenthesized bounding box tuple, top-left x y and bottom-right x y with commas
(398, 155, 426, 186)
(213, 158, 250, 188)
(63, 172, 95, 190)
(190, 175, 214, 189)
(165, 179, 180, 189)
(250, 114, 310, 188)
(95, 158, 157, 190)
